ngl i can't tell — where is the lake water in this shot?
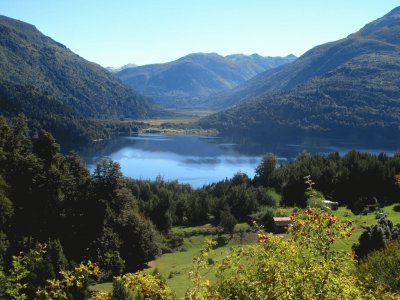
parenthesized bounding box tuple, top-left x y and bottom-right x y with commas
(80, 134, 400, 188)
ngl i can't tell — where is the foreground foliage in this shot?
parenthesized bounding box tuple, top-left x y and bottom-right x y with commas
(358, 239, 400, 293)
(109, 208, 398, 299)
(2, 209, 399, 299)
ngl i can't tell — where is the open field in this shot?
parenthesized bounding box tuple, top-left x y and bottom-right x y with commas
(141, 109, 214, 126)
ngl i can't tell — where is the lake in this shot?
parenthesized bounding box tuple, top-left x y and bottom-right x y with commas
(80, 134, 400, 188)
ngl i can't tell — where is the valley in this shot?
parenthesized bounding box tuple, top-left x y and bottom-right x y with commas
(1, 3, 400, 299)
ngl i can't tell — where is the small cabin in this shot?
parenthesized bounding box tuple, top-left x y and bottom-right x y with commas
(273, 217, 293, 233)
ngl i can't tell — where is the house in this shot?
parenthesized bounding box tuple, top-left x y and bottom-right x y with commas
(273, 217, 293, 233)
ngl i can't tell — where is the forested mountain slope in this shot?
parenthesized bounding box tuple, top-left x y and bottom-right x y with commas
(0, 16, 152, 142)
(199, 7, 400, 139)
(206, 7, 400, 109)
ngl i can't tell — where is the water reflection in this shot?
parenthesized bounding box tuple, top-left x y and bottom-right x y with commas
(79, 134, 400, 188)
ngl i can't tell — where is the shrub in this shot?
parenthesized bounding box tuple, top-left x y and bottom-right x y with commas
(353, 218, 400, 259)
(358, 240, 400, 293)
(185, 208, 393, 299)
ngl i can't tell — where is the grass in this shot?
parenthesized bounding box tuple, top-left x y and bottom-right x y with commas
(148, 228, 257, 298)
(90, 282, 113, 294)
(139, 110, 218, 136)
(141, 110, 213, 126)
(91, 224, 257, 298)
(141, 126, 218, 135)
(332, 204, 400, 251)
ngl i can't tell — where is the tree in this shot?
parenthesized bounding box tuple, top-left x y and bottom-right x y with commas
(6, 113, 30, 155)
(92, 159, 125, 202)
(353, 217, 400, 260)
(117, 210, 160, 271)
(219, 210, 237, 235)
(254, 153, 277, 186)
(0, 176, 13, 228)
(32, 131, 60, 168)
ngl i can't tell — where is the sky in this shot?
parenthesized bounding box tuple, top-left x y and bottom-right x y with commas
(1, 0, 399, 67)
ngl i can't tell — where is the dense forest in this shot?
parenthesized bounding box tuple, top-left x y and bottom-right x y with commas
(1, 115, 400, 298)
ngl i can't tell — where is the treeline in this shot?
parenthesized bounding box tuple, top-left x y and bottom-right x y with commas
(264, 151, 400, 212)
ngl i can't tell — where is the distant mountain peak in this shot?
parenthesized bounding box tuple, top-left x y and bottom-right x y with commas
(115, 52, 296, 108)
(107, 63, 138, 73)
(285, 54, 297, 59)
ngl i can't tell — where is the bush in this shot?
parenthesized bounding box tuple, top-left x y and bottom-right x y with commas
(358, 240, 400, 292)
(212, 235, 229, 248)
(185, 208, 384, 299)
(219, 210, 237, 234)
(259, 207, 276, 232)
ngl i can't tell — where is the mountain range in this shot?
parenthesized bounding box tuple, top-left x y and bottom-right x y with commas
(0, 15, 152, 143)
(2, 6, 400, 144)
(114, 53, 296, 108)
(198, 6, 400, 140)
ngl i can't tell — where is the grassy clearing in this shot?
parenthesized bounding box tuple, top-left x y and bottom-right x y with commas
(139, 110, 217, 135)
(141, 127, 218, 135)
(332, 204, 400, 251)
(91, 224, 257, 297)
(148, 228, 258, 298)
(142, 109, 214, 126)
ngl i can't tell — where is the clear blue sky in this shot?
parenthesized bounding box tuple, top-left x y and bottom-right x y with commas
(1, 0, 399, 67)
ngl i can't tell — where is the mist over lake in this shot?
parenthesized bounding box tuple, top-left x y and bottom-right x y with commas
(80, 134, 400, 188)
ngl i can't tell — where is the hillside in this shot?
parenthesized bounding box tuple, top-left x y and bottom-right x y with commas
(115, 53, 296, 108)
(199, 7, 400, 140)
(205, 7, 400, 109)
(0, 16, 152, 143)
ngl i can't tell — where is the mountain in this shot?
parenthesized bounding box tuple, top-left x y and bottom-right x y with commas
(206, 8, 400, 109)
(0, 16, 152, 143)
(115, 53, 296, 108)
(107, 63, 138, 73)
(199, 7, 400, 140)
